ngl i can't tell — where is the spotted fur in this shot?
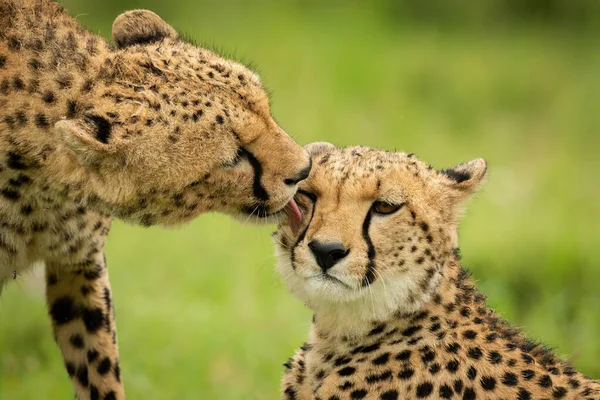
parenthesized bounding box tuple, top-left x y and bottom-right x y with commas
(0, 1, 310, 399)
(274, 143, 600, 400)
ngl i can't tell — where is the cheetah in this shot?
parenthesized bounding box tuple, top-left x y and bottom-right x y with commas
(274, 142, 600, 400)
(0, 1, 311, 398)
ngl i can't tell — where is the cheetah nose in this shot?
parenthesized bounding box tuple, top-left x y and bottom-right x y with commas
(284, 159, 312, 185)
(308, 240, 349, 272)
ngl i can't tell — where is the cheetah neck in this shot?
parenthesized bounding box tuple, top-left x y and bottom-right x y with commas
(309, 259, 471, 342)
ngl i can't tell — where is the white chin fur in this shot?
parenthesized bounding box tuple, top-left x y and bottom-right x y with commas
(276, 247, 440, 333)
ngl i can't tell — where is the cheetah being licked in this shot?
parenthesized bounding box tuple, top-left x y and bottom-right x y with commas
(274, 143, 599, 400)
(0, 0, 310, 399)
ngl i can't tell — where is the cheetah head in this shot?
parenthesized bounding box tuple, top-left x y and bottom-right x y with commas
(54, 10, 310, 226)
(274, 143, 486, 324)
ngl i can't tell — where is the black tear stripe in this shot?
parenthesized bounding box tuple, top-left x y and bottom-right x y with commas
(361, 210, 377, 287)
(290, 198, 317, 269)
(241, 149, 269, 202)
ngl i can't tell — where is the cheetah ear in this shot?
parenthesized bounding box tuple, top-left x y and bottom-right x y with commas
(54, 116, 118, 168)
(438, 158, 487, 202)
(112, 10, 178, 49)
(304, 142, 336, 158)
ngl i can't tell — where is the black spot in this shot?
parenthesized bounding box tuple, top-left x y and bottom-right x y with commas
(467, 366, 477, 380)
(87, 349, 99, 363)
(462, 387, 476, 400)
(368, 323, 386, 336)
(85, 115, 112, 144)
(216, 115, 224, 124)
(47, 273, 58, 285)
(463, 330, 477, 340)
(1, 188, 20, 200)
(104, 392, 116, 400)
(350, 389, 367, 399)
(82, 307, 104, 333)
(517, 388, 531, 400)
(372, 352, 390, 365)
(90, 385, 99, 400)
(65, 362, 76, 377)
(552, 387, 567, 398)
(80, 285, 92, 296)
(7, 152, 28, 170)
(521, 353, 534, 364)
(352, 343, 380, 354)
(283, 386, 296, 400)
(20, 204, 33, 216)
(34, 113, 49, 128)
(76, 365, 89, 387)
(396, 350, 411, 361)
(12, 76, 24, 90)
(42, 90, 56, 104)
(416, 382, 433, 398)
(69, 334, 85, 349)
(445, 342, 461, 353)
(114, 361, 121, 382)
(480, 376, 496, 390)
(446, 359, 459, 372)
(439, 384, 453, 398)
(402, 325, 422, 337)
(538, 374, 552, 388)
(488, 351, 502, 364)
(334, 356, 351, 366)
(467, 347, 483, 359)
(50, 296, 79, 325)
(28, 58, 43, 70)
(380, 390, 398, 400)
(67, 100, 78, 118)
(428, 362, 441, 374)
(568, 378, 580, 389)
(338, 366, 356, 376)
(97, 357, 111, 375)
(0, 54, 6, 68)
(522, 369, 535, 380)
(453, 379, 463, 394)
(398, 368, 414, 380)
(366, 370, 392, 384)
(502, 372, 518, 386)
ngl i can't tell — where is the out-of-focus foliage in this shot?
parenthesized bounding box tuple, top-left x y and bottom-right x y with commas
(1, 1, 599, 399)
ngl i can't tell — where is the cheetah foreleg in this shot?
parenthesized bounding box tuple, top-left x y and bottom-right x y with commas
(46, 255, 124, 400)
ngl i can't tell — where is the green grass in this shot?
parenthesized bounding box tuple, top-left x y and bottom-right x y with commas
(1, 1, 600, 398)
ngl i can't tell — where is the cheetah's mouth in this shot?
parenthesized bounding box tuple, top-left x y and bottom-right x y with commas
(241, 199, 302, 229)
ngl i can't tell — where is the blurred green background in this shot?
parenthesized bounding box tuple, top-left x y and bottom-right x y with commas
(1, 0, 599, 398)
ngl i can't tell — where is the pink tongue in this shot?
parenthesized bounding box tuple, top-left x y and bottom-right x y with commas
(285, 199, 303, 235)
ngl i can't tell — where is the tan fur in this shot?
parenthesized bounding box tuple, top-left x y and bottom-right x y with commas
(0, 1, 310, 399)
(274, 145, 599, 399)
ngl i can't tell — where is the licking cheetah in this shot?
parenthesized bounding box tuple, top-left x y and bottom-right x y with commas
(274, 143, 600, 399)
(0, 1, 311, 398)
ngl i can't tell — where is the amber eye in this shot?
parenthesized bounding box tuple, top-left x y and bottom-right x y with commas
(372, 201, 404, 215)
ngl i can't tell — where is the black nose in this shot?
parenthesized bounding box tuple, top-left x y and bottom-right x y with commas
(284, 159, 312, 185)
(308, 240, 349, 272)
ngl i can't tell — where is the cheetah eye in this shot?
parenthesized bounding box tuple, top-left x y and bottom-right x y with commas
(372, 201, 404, 215)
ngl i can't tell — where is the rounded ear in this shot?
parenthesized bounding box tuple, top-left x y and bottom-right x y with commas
(54, 116, 117, 168)
(438, 158, 487, 200)
(304, 142, 336, 158)
(112, 10, 177, 49)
